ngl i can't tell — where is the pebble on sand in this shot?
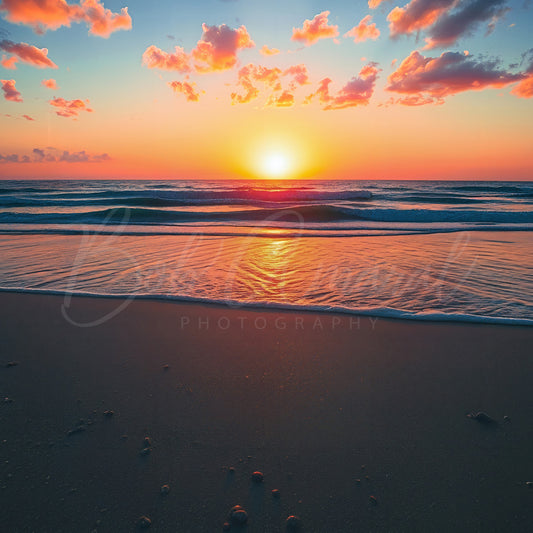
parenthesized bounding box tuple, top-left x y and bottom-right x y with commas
(67, 425, 86, 436)
(286, 515, 302, 530)
(251, 471, 264, 483)
(467, 411, 496, 424)
(222, 522, 231, 531)
(160, 484, 170, 495)
(163, 364, 170, 371)
(526, 481, 532, 488)
(229, 505, 248, 524)
(272, 489, 281, 498)
(503, 415, 511, 422)
(143, 437, 152, 447)
(103, 410, 114, 418)
(5, 361, 19, 367)
(140, 447, 152, 456)
(137, 515, 152, 528)
(369, 495, 378, 505)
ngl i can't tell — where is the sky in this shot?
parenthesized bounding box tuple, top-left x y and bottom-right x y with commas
(0, 0, 532, 180)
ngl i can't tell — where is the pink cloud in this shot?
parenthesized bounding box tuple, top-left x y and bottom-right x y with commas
(283, 64, 310, 87)
(291, 11, 339, 46)
(41, 78, 58, 89)
(168, 80, 201, 102)
(0, 0, 131, 38)
(192, 23, 255, 73)
(0, 39, 58, 68)
(386, 50, 525, 104)
(142, 45, 190, 72)
(345, 15, 380, 42)
(22, 114, 35, 120)
(388, 0, 455, 37)
(1, 54, 18, 69)
(260, 45, 280, 56)
(1, 78, 22, 101)
(306, 63, 380, 110)
(49, 97, 93, 118)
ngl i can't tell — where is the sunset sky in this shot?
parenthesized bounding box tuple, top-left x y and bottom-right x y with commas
(0, 0, 532, 180)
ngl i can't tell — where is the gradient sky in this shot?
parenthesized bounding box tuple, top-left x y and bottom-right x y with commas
(0, 0, 532, 180)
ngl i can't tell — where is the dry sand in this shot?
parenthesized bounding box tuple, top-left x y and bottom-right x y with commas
(1, 291, 532, 532)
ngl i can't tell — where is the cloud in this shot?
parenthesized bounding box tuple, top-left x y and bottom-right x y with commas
(369, 0, 390, 7)
(511, 48, 533, 98)
(0, 0, 131, 38)
(386, 50, 525, 104)
(231, 63, 309, 105)
(291, 11, 339, 46)
(345, 15, 380, 42)
(306, 63, 381, 110)
(1, 147, 110, 163)
(49, 97, 93, 118)
(168, 80, 201, 102)
(1, 54, 17, 68)
(388, 0, 456, 37)
(192, 23, 254, 72)
(387, 0, 510, 48)
(143, 23, 254, 75)
(42, 78, 58, 89)
(22, 114, 34, 120)
(1, 78, 22, 101)
(423, 0, 510, 49)
(266, 90, 294, 107)
(0, 39, 58, 68)
(142, 45, 191, 72)
(260, 45, 280, 56)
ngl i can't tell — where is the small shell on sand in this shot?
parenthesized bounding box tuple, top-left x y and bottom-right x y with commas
(163, 364, 170, 371)
(503, 415, 510, 422)
(251, 471, 264, 483)
(137, 515, 152, 528)
(103, 410, 114, 418)
(143, 437, 152, 447)
(160, 484, 170, 495)
(140, 447, 152, 456)
(5, 361, 19, 367)
(272, 489, 281, 498)
(229, 505, 248, 524)
(526, 482, 532, 488)
(67, 425, 85, 436)
(286, 515, 302, 530)
(369, 495, 378, 505)
(222, 522, 231, 531)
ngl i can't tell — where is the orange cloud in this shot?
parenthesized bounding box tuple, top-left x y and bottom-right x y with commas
(283, 64, 310, 87)
(22, 114, 35, 120)
(0, 39, 57, 68)
(41, 78, 58, 89)
(142, 45, 191, 72)
(291, 11, 339, 46)
(1, 54, 17, 69)
(260, 45, 280, 56)
(0, 0, 131, 38)
(306, 63, 380, 110)
(368, 0, 389, 7)
(1, 78, 22, 101)
(192, 23, 254, 73)
(388, 0, 455, 37)
(511, 76, 533, 98)
(266, 90, 294, 108)
(49, 97, 93, 118)
(386, 50, 525, 104)
(345, 15, 380, 43)
(168, 80, 201, 102)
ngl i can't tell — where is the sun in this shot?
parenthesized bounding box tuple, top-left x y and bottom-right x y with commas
(261, 151, 292, 179)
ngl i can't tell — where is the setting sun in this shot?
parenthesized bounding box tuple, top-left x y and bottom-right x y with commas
(262, 152, 291, 178)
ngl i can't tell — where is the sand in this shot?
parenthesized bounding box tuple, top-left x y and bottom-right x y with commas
(1, 291, 532, 532)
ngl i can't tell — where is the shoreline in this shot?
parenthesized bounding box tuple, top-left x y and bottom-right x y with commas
(1, 287, 532, 327)
(1, 292, 533, 532)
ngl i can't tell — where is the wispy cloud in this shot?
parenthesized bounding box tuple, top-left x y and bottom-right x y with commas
(0, 147, 110, 163)
(168, 80, 201, 102)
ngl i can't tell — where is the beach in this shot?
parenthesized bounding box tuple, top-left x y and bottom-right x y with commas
(1, 291, 532, 532)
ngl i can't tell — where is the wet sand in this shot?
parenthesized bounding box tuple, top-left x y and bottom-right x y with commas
(1, 291, 532, 532)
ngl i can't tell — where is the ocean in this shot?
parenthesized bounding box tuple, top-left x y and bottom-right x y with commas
(0, 179, 532, 324)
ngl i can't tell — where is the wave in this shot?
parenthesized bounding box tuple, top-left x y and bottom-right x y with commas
(2, 204, 533, 225)
(1, 287, 532, 326)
